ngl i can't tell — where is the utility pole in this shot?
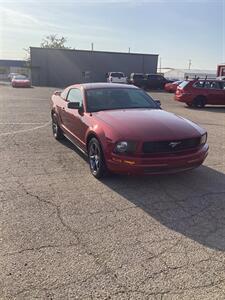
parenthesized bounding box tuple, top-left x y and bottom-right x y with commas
(188, 59, 192, 70)
(91, 43, 94, 51)
(128, 47, 130, 53)
(159, 57, 162, 74)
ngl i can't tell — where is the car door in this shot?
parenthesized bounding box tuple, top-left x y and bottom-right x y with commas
(63, 88, 86, 148)
(221, 81, 225, 105)
(207, 81, 224, 105)
(153, 75, 162, 89)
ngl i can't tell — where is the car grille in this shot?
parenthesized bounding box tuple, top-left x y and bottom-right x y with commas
(142, 137, 200, 154)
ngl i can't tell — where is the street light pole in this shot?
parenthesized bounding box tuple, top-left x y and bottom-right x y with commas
(188, 59, 192, 70)
(159, 57, 162, 74)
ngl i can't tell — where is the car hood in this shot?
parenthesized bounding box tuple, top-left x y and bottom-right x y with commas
(93, 109, 204, 140)
(13, 80, 30, 83)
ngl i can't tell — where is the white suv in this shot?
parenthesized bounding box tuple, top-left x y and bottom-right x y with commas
(106, 72, 127, 84)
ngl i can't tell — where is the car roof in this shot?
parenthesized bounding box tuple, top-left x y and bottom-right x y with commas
(68, 82, 138, 90)
(192, 79, 222, 82)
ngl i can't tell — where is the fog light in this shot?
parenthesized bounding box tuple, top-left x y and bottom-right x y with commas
(115, 141, 128, 153)
(200, 133, 207, 145)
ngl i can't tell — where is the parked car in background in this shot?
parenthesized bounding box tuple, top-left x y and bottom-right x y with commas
(51, 82, 208, 178)
(128, 73, 146, 88)
(145, 74, 172, 90)
(106, 72, 127, 84)
(175, 79, 225, 108)
(11, 75, 31, 88)
(164, 80, 183, 93)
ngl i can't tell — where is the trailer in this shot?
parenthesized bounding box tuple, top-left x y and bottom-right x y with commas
(217, 64, 225, 77)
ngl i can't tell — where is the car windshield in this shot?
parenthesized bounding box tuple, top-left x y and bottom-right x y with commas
(86, 88, 158, 112)
(14, 75, 27, 80)
(110, 72, 125, 77)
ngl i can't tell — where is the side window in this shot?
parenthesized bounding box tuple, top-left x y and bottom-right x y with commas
(222, 82, 225, 90)
(209, 81, 221, 89)
(67, 89, 83, 106)
(204, 81, 211, 89)
(193, 81, 204, 88)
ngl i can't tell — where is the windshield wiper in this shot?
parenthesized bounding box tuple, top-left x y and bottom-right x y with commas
(123, 106, 155, 109)
(91, 106, 157, 112)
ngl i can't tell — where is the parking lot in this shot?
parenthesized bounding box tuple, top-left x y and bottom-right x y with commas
(1, 85, 225, 299)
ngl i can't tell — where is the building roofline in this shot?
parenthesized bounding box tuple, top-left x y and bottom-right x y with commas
(30, 47, 158, 57)
(0, 59, 26, 62)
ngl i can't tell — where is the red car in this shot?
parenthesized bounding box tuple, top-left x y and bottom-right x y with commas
(11, 75, 31, 88)
(175, 79, 225, 108)
(164, 81, 182, 93)
(51, 83, 208, 178)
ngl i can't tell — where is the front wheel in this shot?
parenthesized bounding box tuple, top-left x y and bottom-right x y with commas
(52, 113, 64, 140)
(88, 138, 108, 179)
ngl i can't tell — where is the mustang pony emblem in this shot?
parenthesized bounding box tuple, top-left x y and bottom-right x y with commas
(169, 141, 182, 148)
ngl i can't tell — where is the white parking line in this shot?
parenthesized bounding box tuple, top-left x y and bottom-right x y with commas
(2, 98, 49, 101)
(0, 122, 44, 125)
(0, 121, 51, 137)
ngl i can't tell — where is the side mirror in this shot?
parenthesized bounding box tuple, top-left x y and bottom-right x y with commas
(67, 102, 81, 109)
(54, 90, 61, 96)
(155, 100, 161, 107)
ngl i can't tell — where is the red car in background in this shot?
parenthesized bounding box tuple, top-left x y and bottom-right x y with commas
(164, 80, 183, 93)
(175, 79, 225, 108)
(51, 83, 208, 178)
(11, 75, 31, 88)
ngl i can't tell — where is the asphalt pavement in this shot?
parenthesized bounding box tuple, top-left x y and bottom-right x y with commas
(0, 85, 225, 299)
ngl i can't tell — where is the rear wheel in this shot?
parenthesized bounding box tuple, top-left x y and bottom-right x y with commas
(88, 138, 107, 179)
(193, 96, 206, 108)
(52, 113, 64, 140)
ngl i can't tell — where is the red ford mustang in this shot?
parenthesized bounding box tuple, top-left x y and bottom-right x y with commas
(11, 75, 31, 88)
(51, 83, 208, 178)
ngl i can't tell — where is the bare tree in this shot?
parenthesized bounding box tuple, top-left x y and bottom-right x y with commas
(40, 34, 70, 49)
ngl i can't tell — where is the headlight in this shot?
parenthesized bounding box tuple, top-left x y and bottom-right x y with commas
(114, 141, 136, 154)
(200, 133, 207, 145)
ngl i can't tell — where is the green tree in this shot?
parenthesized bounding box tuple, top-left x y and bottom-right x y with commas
(40, 34, 70, 49)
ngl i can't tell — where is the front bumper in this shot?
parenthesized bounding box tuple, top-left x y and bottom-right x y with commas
(106, 144, 209, 175)
(12, 82, 31, 87)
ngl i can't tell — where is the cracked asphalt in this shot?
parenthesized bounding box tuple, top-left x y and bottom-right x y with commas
(0, 85, 225, 300)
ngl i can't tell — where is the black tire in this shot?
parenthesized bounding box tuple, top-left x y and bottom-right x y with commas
(88, 138, 107, 179)
(52, 113, 64, 140)
(186, 102, 193, 107)
(193, 96, 206, 108)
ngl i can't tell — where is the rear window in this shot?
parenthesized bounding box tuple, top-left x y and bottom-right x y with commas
(133, 74, 145, 79)
(178, 81, 189, 89)
(110, 72, 125, 77)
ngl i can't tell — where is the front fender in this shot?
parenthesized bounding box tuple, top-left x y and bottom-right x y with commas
(85, 122, 120, 155)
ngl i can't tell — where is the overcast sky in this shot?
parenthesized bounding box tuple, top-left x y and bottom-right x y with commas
(0, 0, 224, 70)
